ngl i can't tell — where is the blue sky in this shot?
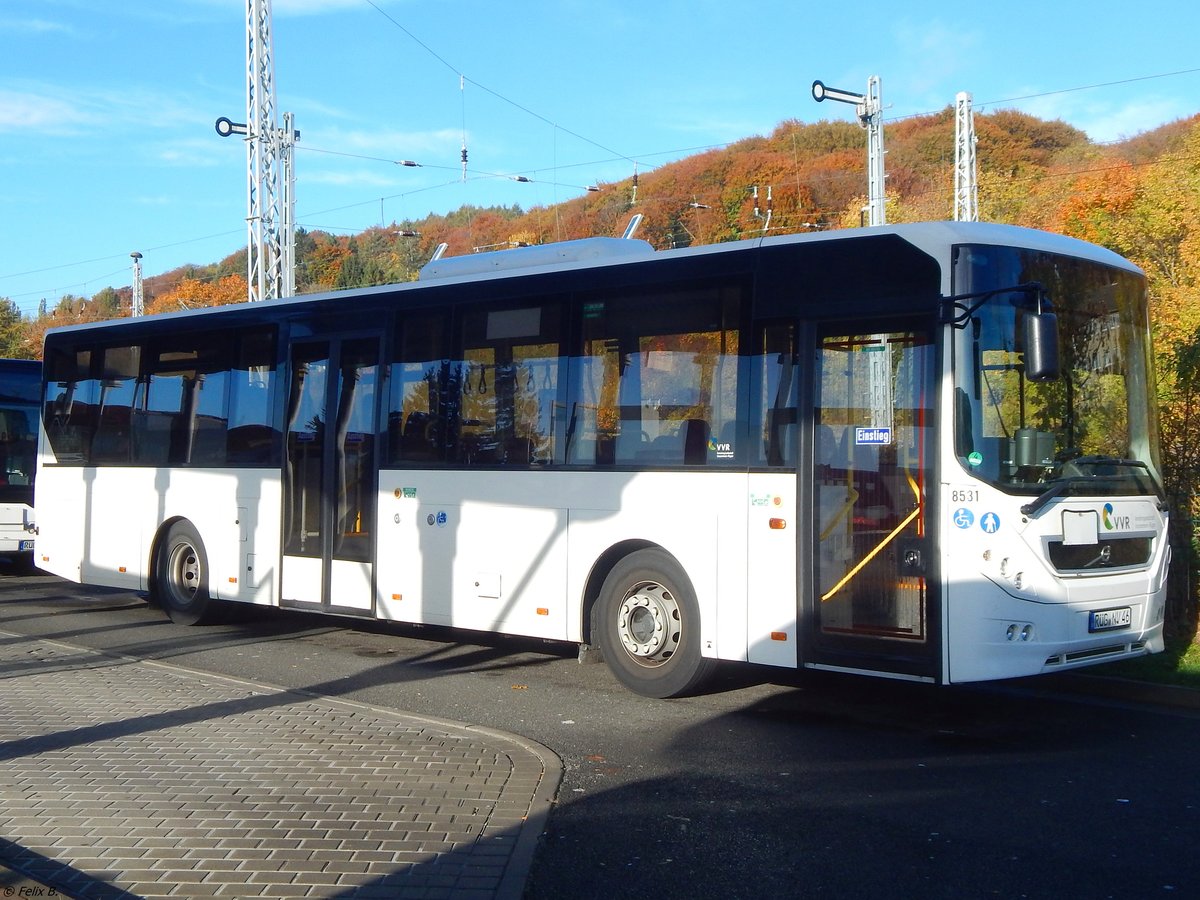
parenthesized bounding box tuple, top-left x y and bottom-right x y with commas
(2, 0, 1198, 315)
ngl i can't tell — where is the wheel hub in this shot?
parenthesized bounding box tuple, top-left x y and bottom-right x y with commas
(617, 582, 681, 665)
(168, 544, 201, 605)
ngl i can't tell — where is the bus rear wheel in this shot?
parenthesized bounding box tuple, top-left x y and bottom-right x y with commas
(595, 549, 715, 698)
(154, 521, 214, 625)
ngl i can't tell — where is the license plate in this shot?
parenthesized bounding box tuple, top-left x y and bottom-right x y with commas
(18, 540, 33, 551)
(1089, 607, 1132, 632)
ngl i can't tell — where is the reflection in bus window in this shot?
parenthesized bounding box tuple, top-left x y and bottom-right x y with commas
(571, 282, 742, 467)
(815, 330, 933, 641)
(91, 346, 140, 464)
(0, 361, 39, 494)
(41, 329, 279, 467)
(454, 301, 563, 466)
(43, 348, 96, 463)
(388, 312, 450, 464)
(755, 322, 799, 467)
(334, 338, 379, 564)
(226, 330, 278, 465)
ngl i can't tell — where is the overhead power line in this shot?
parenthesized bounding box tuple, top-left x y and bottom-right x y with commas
(359, 0, 637, 167)
(977, 67, 1200, 108)
(890, 67, 1200, 123)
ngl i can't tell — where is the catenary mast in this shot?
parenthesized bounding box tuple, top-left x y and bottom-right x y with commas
(954, 91, 979, 222)
(217, 0, 297, 301)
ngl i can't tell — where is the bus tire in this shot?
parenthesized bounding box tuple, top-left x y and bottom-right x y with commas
(595, 548, 715, 698)
(154, 521, 214, 626)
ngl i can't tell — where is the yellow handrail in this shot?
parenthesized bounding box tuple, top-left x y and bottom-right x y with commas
(821, 506, 921, 602)
(817, 484, 859, 541)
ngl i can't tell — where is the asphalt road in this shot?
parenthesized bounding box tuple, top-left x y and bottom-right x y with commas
(2, 568, 1198, 899)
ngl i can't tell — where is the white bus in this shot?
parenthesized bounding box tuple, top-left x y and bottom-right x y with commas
(35, 222, 1168, 696)
(0, 358, 40, 567)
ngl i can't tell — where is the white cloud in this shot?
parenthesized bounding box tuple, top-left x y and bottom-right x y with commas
(0, 18, 74, 35)
(157, 137, 236, 168)
(1017, 92, 1188, 142)
(1074, 99, 1187, 143)
(0, 79, 229, 139)
(0, 89, 92, 134)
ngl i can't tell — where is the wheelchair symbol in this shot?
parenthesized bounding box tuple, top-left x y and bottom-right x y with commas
(953, 508, 974, 529)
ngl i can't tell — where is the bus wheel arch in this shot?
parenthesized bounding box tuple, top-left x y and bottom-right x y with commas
(150, 518, 215, 625)
(582, 539, 655, 647)
(589, 544, 715, 699)
(146, 517, 180, 608)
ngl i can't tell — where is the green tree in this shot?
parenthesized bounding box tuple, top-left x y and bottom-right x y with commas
(92, 286, 123, 318)
(0, 298, 29, 358)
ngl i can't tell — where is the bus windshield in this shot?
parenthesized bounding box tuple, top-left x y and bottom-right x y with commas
(0, 362, 39, 504)
(951, 244, 1163, 500)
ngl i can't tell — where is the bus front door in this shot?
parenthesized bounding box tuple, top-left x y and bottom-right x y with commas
(809, 324, 938, 680)
(281, 336, 381, 613)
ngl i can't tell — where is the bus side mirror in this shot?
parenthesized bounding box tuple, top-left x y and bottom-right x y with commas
(1023, 312, 1060, 381)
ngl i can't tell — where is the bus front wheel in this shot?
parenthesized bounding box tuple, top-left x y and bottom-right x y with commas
(595, 549, 715, 698)
(154, 521, 214, 626)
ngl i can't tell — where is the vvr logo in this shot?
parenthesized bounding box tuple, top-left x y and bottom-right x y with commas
(1102, 502, 1130, 531)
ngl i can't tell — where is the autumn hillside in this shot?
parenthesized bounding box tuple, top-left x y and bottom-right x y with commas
(14, 107, 1198, 337)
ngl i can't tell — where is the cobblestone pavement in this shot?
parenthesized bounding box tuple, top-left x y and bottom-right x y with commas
(0, 630, 561, 899)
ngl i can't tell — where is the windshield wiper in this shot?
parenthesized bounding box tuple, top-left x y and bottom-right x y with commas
(1020, 479, 1084, 518)
(1067, 455, 1150, 471)
(1020, 457, 1164, 518)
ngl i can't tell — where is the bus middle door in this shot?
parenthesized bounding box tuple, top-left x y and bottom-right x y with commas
(281, 335, 381, 614)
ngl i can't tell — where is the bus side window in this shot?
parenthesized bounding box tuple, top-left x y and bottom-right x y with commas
(227, 328, 280, 466)
(573, 282, 742, 468)
(388, 312, 450, 465)
(134, 371, 184, 465)
(90, 346, 140, 464)
(189, 370, 230, 465)
(755, 322, 799, 467)
(453, 301, 562, 467)
(43, 348, 97, 464)
(565, 338, 619, 466)
(136, 330, 239, 467)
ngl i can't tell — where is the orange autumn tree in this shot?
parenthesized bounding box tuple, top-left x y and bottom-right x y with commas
(144, 274, 249, 316)
(1052, 119, 1200, 635)
(1123, 122, 1200, 637)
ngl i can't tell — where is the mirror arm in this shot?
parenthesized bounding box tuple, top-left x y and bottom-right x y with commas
(939, 282, 1046, 327)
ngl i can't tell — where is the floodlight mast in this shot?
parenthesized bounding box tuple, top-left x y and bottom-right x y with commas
(812, 76, 886, 226)
(130, 252, 144, 317)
